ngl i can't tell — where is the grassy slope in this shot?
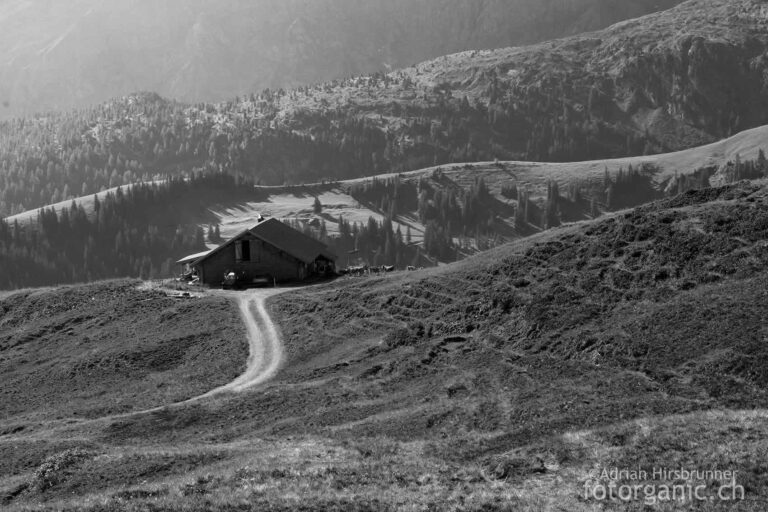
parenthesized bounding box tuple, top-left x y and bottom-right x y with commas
(207, 122, 768, 243)
(261, 182, 768, 442)
(2, 184, 147, 228)
(4, 182, 768, 509)
(5, 410, 766, 511)
(0, 178, 168, 229)
(0, 280, 247, 422)
(6, 123, 767, 256)
(206, 186, 428, 244)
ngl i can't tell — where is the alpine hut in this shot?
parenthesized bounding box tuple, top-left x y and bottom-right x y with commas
(177, 218, 336, 286)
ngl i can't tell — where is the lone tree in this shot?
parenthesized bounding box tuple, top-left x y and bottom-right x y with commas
(207, 223, 222, 242)
(313, 196, 322, 214)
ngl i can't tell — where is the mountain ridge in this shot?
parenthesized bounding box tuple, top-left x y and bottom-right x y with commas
(1, 0, 764, 220)
(0, 0, 684, 119)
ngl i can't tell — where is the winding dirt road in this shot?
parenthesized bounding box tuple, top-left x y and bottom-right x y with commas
(0, 286, 289, 443)
(190, 287, 286, 399)
(99, 286, 288, 419)
(94, 286, 288, 420)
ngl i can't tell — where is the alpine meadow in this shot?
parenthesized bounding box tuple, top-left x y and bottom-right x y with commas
(3, 1, 768, 511)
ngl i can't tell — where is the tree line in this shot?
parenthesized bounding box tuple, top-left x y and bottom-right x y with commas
(0, 61, 672, 219)
(2, 152, 766, 289)
(0, 174, 255, 289)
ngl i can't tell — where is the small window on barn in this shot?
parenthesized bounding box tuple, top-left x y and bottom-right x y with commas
(235, 240, 251, 262)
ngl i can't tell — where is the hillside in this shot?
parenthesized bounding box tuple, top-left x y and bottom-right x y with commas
(9, 121, 768, 228)
(255, 0, 768, 160)
(2, 181, 768, 509)
(4, 121, 765, 284)
(0, 0, 682, 120)
(4, 0, 768, 218)
(0, 280, 247, 421)
(267, 181, 768, 438)
(133, 122, 768, 243)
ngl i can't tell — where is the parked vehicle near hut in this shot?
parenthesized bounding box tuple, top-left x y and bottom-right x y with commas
(222, 271, 273, 289)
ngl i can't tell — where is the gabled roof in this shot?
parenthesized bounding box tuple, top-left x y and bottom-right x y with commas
(250, 218, 337, 264)
(185, 218, 336, 266)
(176, 249, 212, 265)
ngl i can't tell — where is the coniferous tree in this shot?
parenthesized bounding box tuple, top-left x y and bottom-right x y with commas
(544, 180, 560, 229)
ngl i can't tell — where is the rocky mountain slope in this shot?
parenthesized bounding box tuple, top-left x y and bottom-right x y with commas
(0, 0, 682, 120)
(267, 0, 768, 158)
(0, 0, 764, 220)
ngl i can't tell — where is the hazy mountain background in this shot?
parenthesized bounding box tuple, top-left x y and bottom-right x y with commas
(7, 0, 768, 289)
(0, 0, 682, 119)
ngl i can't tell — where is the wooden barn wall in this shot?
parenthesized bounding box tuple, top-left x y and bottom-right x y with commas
(196, 234, 304, 286)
